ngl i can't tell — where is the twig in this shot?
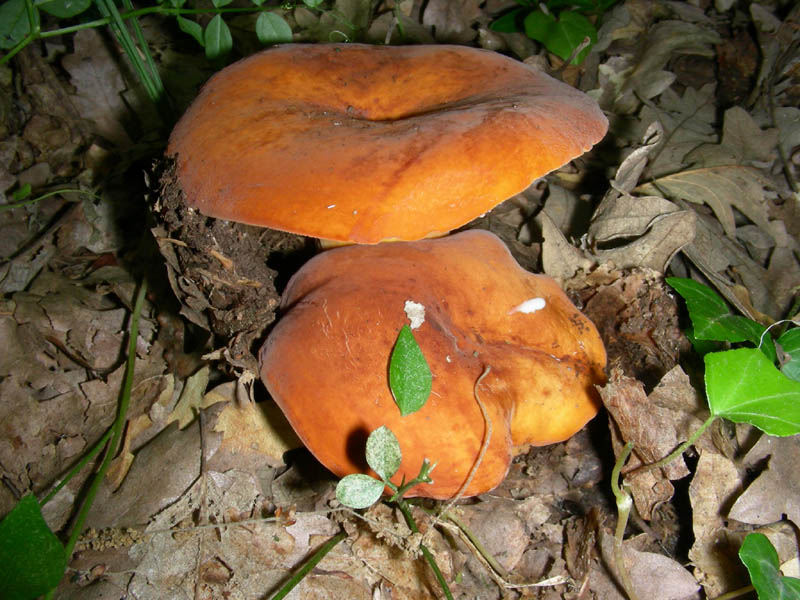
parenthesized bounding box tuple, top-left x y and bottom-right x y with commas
(438, 365, 493, 519)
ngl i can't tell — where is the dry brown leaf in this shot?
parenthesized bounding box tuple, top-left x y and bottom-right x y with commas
(601, 367, 707, 519)
(422, 0, 482, 43)
(591, 530, 700, 600)
(591, 195, 681, 243)
(680, 211, 780, 319)
(207, 382, 300, 468)
(685, 106, 779, 167)
(85, 420, 201, 530)
(728, 435, 800, 527)
(638, 84, 717, 178)
(126, 470, 287, 599)
(61, 29, 133, 147)
(537, 211, 595, 281)
(166, 365, 215, 429)
(597, 20, 720, 113)
(594, 208, 696, 272)
(637, 165, 773, 239)
(688, 451, 749, 597)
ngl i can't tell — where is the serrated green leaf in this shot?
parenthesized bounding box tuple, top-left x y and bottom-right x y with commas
(38, 0, 90, 18)
(524, 10, 597, 64)
(706, 348, 800, 436)
(667, 277, 776, 362)
(778, 328, 800, 382)
(204, 15, 232, 59)
(365, 426, 401, 481)
(0, 495, 67, 599)
(739, 533, 800, 600)
(255, 12, 292, 44)
(0, 0, 36, 50)
(389, 325, 432, 416)
(336, 474, 385, 509)
(177, 15, 204, 46)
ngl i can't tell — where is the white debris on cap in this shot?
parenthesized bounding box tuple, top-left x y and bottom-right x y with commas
(511, 297, 546, 314)
(404, 300, 426, 329)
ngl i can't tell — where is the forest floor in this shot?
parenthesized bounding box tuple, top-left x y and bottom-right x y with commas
(1, 0, 799, 598)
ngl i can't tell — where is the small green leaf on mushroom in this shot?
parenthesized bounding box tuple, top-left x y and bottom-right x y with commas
(365, 425, 402, 481)
(389, 325, 432, 416)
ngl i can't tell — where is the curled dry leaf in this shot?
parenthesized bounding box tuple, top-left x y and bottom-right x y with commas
(680, 211, 780, 320)
(600, 366, 709, 519)
(592, 530, 700, 600)
(728, 435, 800, 527)
(637, 165, 773, 240)
(594, 204, 696, 272)
(688, 452, 750, 597)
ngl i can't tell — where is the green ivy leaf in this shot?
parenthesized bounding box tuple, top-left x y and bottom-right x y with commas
(0, 0, 36, 50)
(204, 15, 232, 59)
(176, 15, 204, 47)
(38, 0, 91, 18)
(489, 7, 526, 33)
(739, 533, 800, 600)
(667, 277, 776, 362)
(523, 10, 597, 64)
(778, 328, 800, 382)
(335, 474, 385, 509)
(365, 426, 402, 481)
(389, 325, 432, 416)
(255, 12, 292, 44)
(0, 495, 67, 600)
(706, 348, 800, 436)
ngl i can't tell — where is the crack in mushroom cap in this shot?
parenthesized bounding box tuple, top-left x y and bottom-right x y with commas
(259, 230, 607, 499)
(168, 44, 608, 244)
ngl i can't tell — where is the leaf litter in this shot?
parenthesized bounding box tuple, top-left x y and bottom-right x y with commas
(1, 0, 800, 598)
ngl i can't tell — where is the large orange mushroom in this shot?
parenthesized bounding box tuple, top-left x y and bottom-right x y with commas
(259, 230, 607, 499)
(168, 43, 607, 244)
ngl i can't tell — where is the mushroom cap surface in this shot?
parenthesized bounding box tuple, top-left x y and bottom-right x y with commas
(259, 230, 607, 498)
(168, 44, 607, 244)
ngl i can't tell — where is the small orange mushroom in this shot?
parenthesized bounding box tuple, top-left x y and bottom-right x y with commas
(259, 230, 606, 499)
(168, 43, 607, 244)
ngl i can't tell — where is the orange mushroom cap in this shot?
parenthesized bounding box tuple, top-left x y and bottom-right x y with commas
(259, 230, 607, 498)
(168, 44, 607, 244)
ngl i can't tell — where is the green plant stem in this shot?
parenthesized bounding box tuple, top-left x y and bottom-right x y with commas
(611, 441, 639, 600)
(121, 0, 164, 99)
(628, 415, 716, 478)
(396, 501, 454, 600)
(39, 428, 112, 508)
(711, 585, 755, 600)
(440, 510, 508, 580)
(0, 188, 103, 213)
(0, 3, 275, 67)
(2, 5, 270, 45)
(96, 0, 161, 103)
(269, 531, 347, 600)
(43, 279, 147, 600)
